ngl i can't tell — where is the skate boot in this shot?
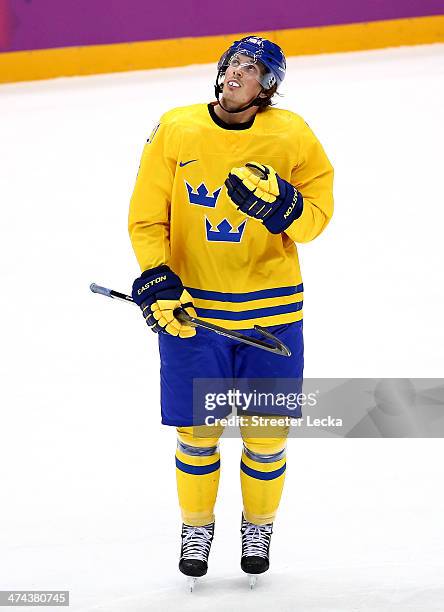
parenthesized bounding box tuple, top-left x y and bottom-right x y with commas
(240, 515, 273, 588)
(179, 522, 215, 590)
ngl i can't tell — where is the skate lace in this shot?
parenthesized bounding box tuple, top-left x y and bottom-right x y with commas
(181, 525, 213, 562)
(242, 522, 273, 558)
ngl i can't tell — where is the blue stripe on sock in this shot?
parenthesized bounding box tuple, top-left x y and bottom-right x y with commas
(240, 460, 286, 481)
(185, 284, 303, 303)
(176, 456, 220, 475)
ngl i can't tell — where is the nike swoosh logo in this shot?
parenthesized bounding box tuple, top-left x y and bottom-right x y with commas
(179, 159, 198, 167)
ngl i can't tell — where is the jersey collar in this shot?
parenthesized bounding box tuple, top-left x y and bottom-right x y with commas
(207, 103, 256, 131)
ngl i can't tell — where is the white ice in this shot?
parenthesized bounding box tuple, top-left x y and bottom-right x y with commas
(0, 44, 443, 611)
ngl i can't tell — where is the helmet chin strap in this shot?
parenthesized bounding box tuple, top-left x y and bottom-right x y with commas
(214, 72, 264, 114)
(217, 96, 260, 114)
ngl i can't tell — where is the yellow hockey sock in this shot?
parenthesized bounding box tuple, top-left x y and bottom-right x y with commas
(240, 420, 289, 525)
(175, 426, 222, 526)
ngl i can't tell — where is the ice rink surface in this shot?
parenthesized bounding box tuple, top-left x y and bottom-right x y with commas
(0, 44, 443, 610)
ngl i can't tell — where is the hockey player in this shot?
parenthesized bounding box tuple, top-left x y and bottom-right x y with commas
(129, 36, 334, 586)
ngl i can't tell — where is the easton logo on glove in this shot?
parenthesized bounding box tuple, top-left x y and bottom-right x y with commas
(132, 265, 196, 338)
(225, 161, 303, 234)
(137, 275, 167, 295)
(284, 191, 300, 219)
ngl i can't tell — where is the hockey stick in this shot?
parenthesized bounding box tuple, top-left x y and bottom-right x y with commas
(90, 283, 291, 357)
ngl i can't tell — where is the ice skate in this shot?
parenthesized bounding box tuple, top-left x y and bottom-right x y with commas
(179, 522, 214, 590)
(240, 515, 273, 588)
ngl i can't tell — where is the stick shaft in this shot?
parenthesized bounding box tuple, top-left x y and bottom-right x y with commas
(90, 282, 291, 356)
(90, 283, 135, 304)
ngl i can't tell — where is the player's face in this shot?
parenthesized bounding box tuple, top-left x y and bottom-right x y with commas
(221, 53, 263, 109)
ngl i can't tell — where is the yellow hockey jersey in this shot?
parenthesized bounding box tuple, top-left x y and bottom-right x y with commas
(129, 103, 333, 330)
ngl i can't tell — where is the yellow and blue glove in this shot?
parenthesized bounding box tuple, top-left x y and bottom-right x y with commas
(225, 162, 303, 234)
(132, 265, 196, 338)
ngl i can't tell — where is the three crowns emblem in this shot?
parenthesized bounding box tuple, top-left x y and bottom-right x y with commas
(185, 182, 221, 208)
(205, 218, 247, 243)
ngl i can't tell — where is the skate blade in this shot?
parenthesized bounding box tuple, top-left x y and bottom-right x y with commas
(187, 577, 198, 592)
(248, 574, 258, 589)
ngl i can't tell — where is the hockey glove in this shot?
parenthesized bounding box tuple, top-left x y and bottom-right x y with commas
(225, 162, 303, 234)
(132, 265, 196, 338)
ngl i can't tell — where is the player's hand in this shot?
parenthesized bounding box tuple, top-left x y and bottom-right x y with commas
(225, 162, 304, 234)
(132, 265, 196, 338)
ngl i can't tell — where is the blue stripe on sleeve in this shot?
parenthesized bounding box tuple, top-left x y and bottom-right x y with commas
(185, 284, 304, 303)
(195, 300, 303, 321)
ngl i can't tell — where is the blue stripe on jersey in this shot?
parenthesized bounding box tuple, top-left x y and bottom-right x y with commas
(240, 460, 286, 481)
(186, 284, 304, 303)
(175, 457, 220, 475)
(195, 301, 303, 321)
